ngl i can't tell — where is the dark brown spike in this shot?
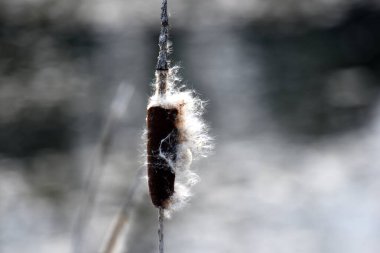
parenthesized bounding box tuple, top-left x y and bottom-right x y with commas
(147, 106, 179, 208)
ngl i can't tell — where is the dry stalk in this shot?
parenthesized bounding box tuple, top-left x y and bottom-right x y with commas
(102, 167, 143, 253)
(71, 84, 135, 253)
(158, 207, 165, 253)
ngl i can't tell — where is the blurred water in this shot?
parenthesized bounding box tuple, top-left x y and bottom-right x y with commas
(0, 1, 380, 253)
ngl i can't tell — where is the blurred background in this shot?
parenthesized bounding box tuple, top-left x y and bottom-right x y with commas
(1, 0, 380, 252)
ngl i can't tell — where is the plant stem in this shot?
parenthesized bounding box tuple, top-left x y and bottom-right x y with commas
(72, 84, 134, 253)
(102, 168, 143, 253)
(156, 0, 169, 72)
(158, 207, 165, 253)
(103, 214, 128, 253)
(155, 0, 169, 95)
(156, 1, 168, 253)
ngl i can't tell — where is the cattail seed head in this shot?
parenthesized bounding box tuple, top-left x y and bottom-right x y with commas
(147, 106, 178, 208)
(146, 0, 212, 216)
(146, 67, 212, 215)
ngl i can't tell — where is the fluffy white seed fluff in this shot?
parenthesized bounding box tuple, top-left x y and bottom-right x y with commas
(147, 67, 212, 216)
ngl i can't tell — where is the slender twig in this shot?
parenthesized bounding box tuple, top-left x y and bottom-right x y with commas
(158, 207, 165, 253)
(156, 0, 169, 95)
(103, 214, 128, 253)
(102, 167, 144, 253)
(156, 0, 169, 72)
(71, 84, 135, 253)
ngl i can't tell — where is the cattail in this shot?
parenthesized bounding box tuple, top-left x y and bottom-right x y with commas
(146, 1, 211, 252)
(147, 105, 178, 208)
(147, 0, 212, 215)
